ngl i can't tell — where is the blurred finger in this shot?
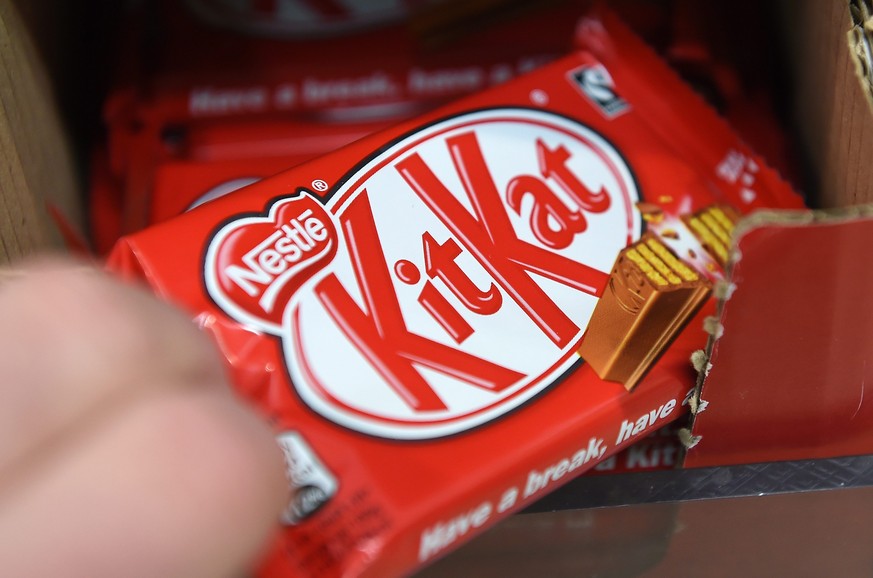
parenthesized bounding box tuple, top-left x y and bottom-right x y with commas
(0, 260, 226, 475)
(0, 383, 288, 578)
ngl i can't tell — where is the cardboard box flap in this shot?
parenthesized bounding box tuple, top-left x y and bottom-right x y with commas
(685, 205, 873, 467)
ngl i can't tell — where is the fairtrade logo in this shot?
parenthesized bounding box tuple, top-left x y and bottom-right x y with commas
(569, 64, 630, 118)
(206, 108, 640, 439)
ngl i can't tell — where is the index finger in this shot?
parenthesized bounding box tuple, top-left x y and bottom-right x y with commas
(0, 260, 227, 476)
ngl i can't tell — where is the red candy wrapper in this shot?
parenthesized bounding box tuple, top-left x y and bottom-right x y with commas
(92, 0, 582, 253)
(107, 9, 803, 578)
(148, 117, 392, 223)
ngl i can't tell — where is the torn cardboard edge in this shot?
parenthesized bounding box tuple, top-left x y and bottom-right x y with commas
(681, 202, 873, 456)
(849, 0, 873, 111)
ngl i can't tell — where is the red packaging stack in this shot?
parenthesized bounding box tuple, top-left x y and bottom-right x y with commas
(106, 8, 804, 577)
(90, 0, 593, 253)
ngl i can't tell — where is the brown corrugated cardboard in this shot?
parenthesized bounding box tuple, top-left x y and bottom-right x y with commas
(782, 0, 873, 207)
(848, 0, 873, 110)
(0, 0, 81, 264)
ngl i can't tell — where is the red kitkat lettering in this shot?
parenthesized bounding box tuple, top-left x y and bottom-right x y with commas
(506, 174, 587, 249)
(417, 281, 474, 344)
(396, 131, 610, 348)
(537, 138, 611, 213)
(422, 232, 502, 315)
(315, 192, 524, 412)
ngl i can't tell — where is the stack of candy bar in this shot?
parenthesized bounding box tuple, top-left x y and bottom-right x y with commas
(89, 0, 589, 253)
(105, 6, 805, 577)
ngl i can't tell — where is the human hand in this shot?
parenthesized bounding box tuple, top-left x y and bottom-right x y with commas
(0, 261, 288, 578)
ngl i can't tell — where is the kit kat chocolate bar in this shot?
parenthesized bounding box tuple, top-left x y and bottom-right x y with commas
(579, 234, 712, 390)
(107, 8, 803, 578)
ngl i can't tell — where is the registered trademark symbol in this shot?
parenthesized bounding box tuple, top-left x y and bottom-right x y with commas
(530, 89, 549, 106)
(312, 179, 329, 192)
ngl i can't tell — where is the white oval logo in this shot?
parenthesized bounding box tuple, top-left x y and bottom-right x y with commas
(290, 108, 639, 438)
(207, 108, 641, 439)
